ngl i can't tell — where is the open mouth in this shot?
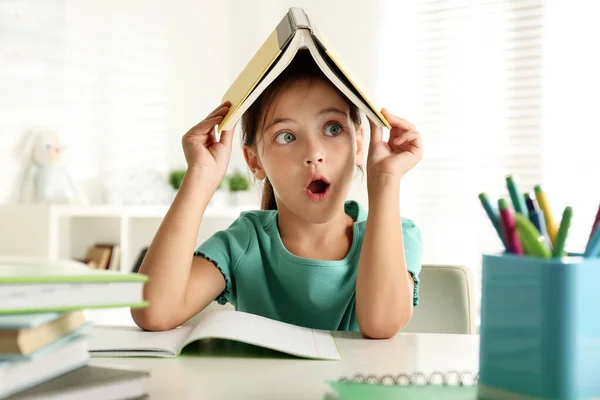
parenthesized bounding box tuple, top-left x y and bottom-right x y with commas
(307, 179, 330, 194)
(305, 175, 331, 201)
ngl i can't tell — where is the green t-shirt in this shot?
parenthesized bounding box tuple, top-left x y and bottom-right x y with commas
(194, 200, 423, 332)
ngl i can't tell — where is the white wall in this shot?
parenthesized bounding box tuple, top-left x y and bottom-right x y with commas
(0, 0, 384, 207)
(166, 0, 231, 170)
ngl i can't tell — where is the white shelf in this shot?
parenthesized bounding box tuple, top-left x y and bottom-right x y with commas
(0, 203, 252, 273)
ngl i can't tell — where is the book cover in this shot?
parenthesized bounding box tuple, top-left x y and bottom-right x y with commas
(219, 7, 390, 133)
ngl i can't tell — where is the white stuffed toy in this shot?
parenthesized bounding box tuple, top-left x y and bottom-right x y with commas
(19, 128, 86, 205)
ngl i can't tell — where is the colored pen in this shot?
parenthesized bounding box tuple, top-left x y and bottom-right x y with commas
(514, 213, 551, 259)
(524, 192, 551, 249)
(552, 206, 573, 259)
(498, 198, 523, 255)
(534, 185, 559, 246)
(506, 175, 527, 218)
(479, 192, 508, 250)
(584, 216, 600, 258)
(587, 204, 600, 245)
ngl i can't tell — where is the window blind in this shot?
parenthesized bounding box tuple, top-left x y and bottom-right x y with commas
(376, 0, 546, 296)
(377, 0, 600, 314)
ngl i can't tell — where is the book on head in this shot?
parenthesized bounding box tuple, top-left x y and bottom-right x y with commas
(218, 7, 390, 133)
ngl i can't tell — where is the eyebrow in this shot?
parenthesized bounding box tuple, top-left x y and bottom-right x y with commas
(318, 107, 348, 117)
(265, 107, 349, 131)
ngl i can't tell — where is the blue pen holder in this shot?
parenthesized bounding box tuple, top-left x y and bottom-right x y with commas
(478, 253, 600, 400)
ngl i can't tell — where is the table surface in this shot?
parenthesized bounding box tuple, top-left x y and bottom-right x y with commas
(90, 331, 480, 400)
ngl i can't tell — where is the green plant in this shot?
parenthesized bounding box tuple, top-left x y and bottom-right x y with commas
(169, 169, 186, 190)
(218, 176, 228, 190)
(228, 170, 250, 192)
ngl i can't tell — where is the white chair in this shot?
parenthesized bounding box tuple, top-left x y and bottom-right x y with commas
(402, 264, 476, 334)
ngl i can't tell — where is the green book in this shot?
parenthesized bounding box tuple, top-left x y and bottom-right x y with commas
(0, 263, 148, 314)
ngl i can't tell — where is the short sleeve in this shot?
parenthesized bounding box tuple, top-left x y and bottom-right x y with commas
(193, 215, 252, 306)
(402, 218, 423, 307)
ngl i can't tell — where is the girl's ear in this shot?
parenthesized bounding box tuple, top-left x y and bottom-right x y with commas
(243, 146, 266, 180)
(355, 124, 365, 166)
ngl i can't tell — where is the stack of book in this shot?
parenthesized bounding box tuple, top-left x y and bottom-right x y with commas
(0, 261, 149, 399)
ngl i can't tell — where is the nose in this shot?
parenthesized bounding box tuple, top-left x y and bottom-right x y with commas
(304, 140, 325, 166)
(305, 156, 323, 165)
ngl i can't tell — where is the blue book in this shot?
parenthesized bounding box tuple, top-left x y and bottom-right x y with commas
(0, 312, 63, 329)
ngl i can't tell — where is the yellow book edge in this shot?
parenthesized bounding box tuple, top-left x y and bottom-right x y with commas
(219, 29, 284, 134)
(219, 49, 281, 133)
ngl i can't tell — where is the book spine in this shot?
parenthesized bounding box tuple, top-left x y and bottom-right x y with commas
(276, 11, 297, 49)
(288, 7, 311, 30)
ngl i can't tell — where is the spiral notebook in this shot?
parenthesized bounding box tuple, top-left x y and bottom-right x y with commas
(327, 371, 479, 400)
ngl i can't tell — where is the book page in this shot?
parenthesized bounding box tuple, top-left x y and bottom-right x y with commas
(185, 311, 340, 360)
(86, 325, 193, 357)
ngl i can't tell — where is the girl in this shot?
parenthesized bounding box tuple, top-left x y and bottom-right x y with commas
(132, 50, 423, 339)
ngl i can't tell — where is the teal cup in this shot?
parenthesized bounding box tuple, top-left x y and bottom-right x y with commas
(479, 253, 600, 399)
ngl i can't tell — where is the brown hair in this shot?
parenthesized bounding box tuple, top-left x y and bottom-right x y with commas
(241, 49, 362, 210)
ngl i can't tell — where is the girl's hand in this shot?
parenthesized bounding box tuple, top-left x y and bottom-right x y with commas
(367, 109, 423, 183)
(182, 101, 236, 185)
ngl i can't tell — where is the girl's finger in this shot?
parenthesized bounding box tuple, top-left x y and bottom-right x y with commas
(206, 105, 230, 121)
(220, 122, 237, 148)
(208, 126, 218, 146)
(188, 115, 224, 136)
(207, 101, 231, 118)
(382, 109, 415, 131)
(391, 130, 420, 148)
(368, 116, 383, 144)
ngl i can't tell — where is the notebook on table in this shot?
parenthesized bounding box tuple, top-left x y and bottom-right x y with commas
(87, 310, 341, 360)
(327, 371, 479, 400)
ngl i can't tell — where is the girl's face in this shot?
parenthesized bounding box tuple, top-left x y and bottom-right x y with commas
(244, 78, 364, 222)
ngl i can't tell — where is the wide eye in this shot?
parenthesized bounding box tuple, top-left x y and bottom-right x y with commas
(324, 123, 343, 137)
(274, 131, 296, 144)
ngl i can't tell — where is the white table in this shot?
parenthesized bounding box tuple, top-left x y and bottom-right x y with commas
(90, 332, 480, 400)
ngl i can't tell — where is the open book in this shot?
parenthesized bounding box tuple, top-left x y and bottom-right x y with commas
(87, 310, 341, 361)
(218, 7, 390, 133)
